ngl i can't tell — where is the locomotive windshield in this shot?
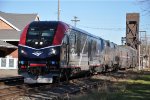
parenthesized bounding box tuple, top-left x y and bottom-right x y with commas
(26, 27, 55, 48)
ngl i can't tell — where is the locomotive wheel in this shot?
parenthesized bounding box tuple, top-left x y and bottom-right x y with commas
(113, 64, 119, 72)
(60, 68, 71, 82)
(103, 65, 109, 72)
(53, 76, 60, 83)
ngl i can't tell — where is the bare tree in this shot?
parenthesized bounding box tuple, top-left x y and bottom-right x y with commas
(138, 0, 150, 15)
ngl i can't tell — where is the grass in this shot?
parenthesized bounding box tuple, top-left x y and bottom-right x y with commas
(72, 70, 150, 100)
(123, 72, 150, 100)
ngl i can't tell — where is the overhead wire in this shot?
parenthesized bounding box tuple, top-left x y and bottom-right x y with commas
(78, 25, 126, 31)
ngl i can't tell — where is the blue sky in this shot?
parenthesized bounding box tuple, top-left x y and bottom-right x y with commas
(0, 0, 150, 44)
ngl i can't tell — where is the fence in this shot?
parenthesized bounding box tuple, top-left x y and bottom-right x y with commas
(0, 57, 18, 69)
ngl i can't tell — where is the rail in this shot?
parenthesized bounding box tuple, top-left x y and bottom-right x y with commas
(0, 76, 25, 100)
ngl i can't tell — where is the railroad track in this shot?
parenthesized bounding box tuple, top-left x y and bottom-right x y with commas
(0, 70, 128, 100)
(0, 76, 25, 100)
(21, 77, 103, 100)
(0, 76, 24, 85)
(0, 85, 26, 100)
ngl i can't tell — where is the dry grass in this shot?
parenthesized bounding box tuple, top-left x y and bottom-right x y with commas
(72, 69, 150, 100)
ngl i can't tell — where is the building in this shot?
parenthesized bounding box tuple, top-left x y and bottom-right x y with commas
(0, 11, 39, 69)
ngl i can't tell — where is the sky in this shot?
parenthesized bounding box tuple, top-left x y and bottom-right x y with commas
(0, 0, 150, 45)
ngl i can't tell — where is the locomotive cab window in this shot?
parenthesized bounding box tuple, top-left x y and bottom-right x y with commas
(26, 27, 55, 48)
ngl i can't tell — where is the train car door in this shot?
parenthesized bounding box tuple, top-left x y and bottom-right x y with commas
(68, 30, 78, 66)
(78, 33, 88, 70)
(60, 34, 69, 67)
(88, 37, 92, 64)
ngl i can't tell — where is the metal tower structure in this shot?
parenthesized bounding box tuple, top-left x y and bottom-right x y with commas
(126, 13, 140, 49)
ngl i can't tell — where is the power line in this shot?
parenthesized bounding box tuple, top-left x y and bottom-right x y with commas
(79, 25, 126, 31)
(77, 25, 150, 31)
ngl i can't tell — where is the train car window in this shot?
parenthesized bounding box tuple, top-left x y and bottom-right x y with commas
(80, 33, 88, 54)
(76, 32, 81, 57)
(88, 37, 92, 60)
(97, 39, 101, 52)
(92, 39, 97, 56)
(100, 39, 104, 51)
(110, 42, 114, 48)
(104, 41, 107, 48)
(106, 41, 110, 47)
(114, 44, 116, 49)
(88, 38, 97, 60)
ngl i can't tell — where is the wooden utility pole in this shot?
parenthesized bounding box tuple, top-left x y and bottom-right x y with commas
(58, 0, 60, 21)
(71, 16, 80, 27)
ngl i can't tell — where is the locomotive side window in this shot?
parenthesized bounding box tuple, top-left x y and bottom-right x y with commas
(69, 30, 77, 58)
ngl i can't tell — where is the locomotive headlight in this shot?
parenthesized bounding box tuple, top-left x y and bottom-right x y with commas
(21, 50, 25, 53)
(21, 49, 27, 55)
(49, 48, 57, 55)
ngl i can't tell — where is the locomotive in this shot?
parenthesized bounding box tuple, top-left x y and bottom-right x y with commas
(18, 21, 137, 83)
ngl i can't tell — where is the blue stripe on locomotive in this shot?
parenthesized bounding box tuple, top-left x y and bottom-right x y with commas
(18, 45, 60, 59)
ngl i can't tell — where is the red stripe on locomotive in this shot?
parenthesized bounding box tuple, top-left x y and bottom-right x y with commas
(19, 24, 29, 45)
(52, 22, 69, 45)
(30, 63, 46, 67)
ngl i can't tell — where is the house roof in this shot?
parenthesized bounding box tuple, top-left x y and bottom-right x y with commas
(0, 30, 20, 41)
(0, 11, 38, 30)
(0, 40, 18, 48)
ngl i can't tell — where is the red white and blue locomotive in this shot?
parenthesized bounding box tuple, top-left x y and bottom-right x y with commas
(18, 21, 137, 83)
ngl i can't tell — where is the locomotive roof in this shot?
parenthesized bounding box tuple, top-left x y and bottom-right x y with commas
(70, 24, 102, 40)
(29, 21, 116, 45)
(29, 21, 59, 27)
(67, 22, 116, 45)
(29, 21, 102, 39)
